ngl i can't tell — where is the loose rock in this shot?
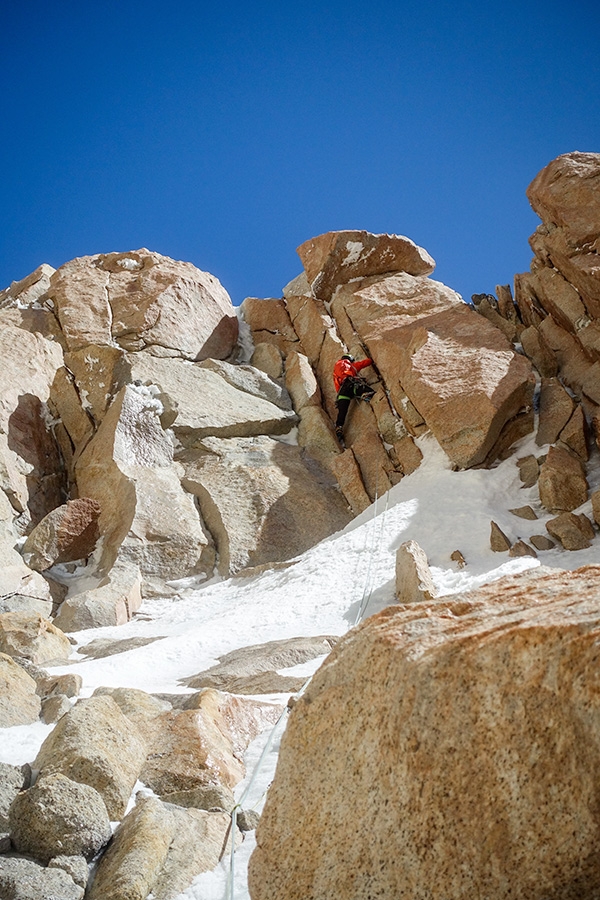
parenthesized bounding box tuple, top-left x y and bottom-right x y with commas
(9, 772, 112, 864)
(546, 512, 595, 550)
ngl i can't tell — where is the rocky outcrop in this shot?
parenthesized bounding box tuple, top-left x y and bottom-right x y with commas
(179, 436, 351, 575)
(242, 230, 536, 505)
(296, 231, 435, 301)
(75, 383, 215, 586)
(250, 566, 600, 900)
(48, 249, 238, 359)
(466, 153, 600, 533)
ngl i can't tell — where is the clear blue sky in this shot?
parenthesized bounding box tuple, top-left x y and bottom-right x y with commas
(1, 1, 598, 306)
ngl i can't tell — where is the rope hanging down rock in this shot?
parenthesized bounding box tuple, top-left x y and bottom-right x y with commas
(225, 483, 390, 899)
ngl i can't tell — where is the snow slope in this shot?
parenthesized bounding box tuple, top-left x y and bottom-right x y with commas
(1, 433, 599, 899)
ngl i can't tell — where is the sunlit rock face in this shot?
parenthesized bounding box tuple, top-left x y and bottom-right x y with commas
(515, 152, 600, 402)
(48, 249, 239, 360)
(296, 230, 435, 301)
(250, 565, 600, 900)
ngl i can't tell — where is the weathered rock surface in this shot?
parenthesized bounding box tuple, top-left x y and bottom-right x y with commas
(179, 436, 351, 575)
(527, 151, 600, 247)
(546, 511, 596, 550)
(140, 689, 282, 797)
(128, 353, 296, 441)
(0, 564, 54, 616)
(0, 262, 55, 307)
(33, 694, 147, 819)
(0, 856, 84, 900)
(0, 322, 65, 527)
(86, 795, 174, 900)
(75, 384, 214, 585)
(87, 795, 237, 900)
(53, 559, 142, 632)
(183, 635, 337, 692)
(0, 612, 71, 664)
(0, 762, 28, 830)
(538, 444, 588, 511)
(250, 565, 600, 900)
(9, 772, 112, 863)
(47, 855, 89, 890)
(395, 540, 436, 603)
(0, 653, 41, 726)
(331, 274, 534, 467)
(536, 377, 575, 446)
(21, 497, 101, 571)
(241, 297, 299, 355)
(40, 693, 72, 723)
(92, 685, 171, 743)
(297, 231, 436, 301)
(48, 249, 238, 359)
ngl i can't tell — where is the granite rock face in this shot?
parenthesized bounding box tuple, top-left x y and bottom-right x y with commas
(33, 694, 147, 819)
(48, 249, 238, 360)
(250, 566, 600, 900)
(296, 230, 435, 301)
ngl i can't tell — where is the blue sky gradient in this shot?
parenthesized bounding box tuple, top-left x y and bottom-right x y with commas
(1, 0, 599, 305)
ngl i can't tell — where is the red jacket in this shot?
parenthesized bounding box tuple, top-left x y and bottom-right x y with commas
(333, 357, 373, 393)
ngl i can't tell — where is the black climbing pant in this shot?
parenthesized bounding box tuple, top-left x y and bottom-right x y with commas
(335, 377, 375, 428)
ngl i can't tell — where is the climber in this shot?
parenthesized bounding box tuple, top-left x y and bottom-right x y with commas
(333, 354, 375, 438)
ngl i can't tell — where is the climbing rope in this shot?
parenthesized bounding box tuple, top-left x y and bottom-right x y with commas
(224, 475, 391, 900)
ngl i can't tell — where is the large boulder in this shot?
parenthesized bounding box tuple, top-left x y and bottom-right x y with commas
(250, 566, 600, 900)
(48, 249, 238, 359)
(9, 772, 112, 863)
(33, 694, 147, 819)
(297, 231, 436, 301)
(179, 435, 352, 576)
(538, 444, 588, 512)
(527, 151, 600, 248)
(0, 653, 41, 726)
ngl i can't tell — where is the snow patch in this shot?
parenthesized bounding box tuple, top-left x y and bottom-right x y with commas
(341, 240, 364, 265)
